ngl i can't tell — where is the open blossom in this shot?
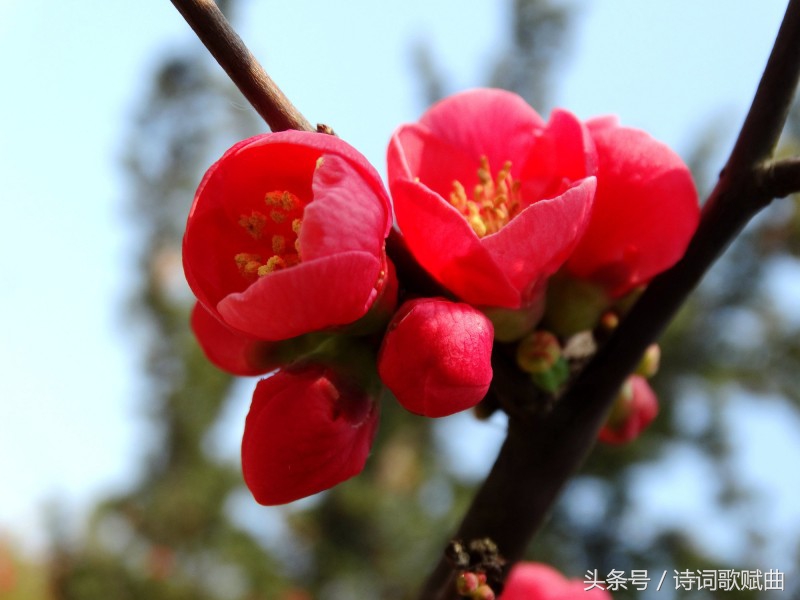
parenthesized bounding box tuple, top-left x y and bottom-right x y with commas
(378, 298, 494, 417)
(599, 375, 659, 444)
(564, 116, 699, 298)
(388, 88, 597, 310)
(183, 130, 394, 342)
(501, 563, 612, 600)
(242, 364, 379, 505)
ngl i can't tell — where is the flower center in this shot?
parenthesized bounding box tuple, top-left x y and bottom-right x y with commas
(234, 190, 304, 280)
(449, 156, 521, 238)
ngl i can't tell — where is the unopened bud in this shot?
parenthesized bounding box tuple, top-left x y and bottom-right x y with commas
(516, 331, 560, 373)
(599, 375, 659, 444)
(635, 343, 661, 378)
(516, 331, 569, 393)
(456, 572, 480, 595)
(473, 584, 496, 600)
(599, 311, 619, 333)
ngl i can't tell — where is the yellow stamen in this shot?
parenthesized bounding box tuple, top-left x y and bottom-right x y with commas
(234, 190, 305, 281)
(238, 212, 267, 239)
(257, 256, 287, 276)
(449, 156, 521, 238)
(272, 235, 286, 254)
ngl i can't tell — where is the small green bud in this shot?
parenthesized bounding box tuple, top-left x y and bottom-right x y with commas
(516, 331, 570, 393)
(635, 344, 661, 378)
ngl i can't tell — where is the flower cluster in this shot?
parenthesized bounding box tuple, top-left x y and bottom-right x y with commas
(182, 89, 699, 505)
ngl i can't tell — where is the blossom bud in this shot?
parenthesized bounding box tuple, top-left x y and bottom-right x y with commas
(599, 375, 659, 444)
(456, 572, 481, 595)
(242, 364, 379, 505)
(378, 298, 494, 418)
(516, 331, 569, 394)
(635, 343, 661, 378)
(473, 584, 496, 600)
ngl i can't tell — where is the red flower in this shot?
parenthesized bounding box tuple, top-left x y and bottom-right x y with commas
(184, 131, 393, 341)
(388, 89, 597, 309)
(599, 375, 659, 444)
(191, 302, 279, 376)
(565, 117, 699, 298)
(378, 298, 494, 417)
(501, 563, 612, 600)
(242, 364, 379, 505)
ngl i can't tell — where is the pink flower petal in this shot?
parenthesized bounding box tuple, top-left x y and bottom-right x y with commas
(418, 89, 545, 167)
(501, 563, 612, 600)
(217, 252, 382, 340)
(242, 365, 379, 505)
(482, 177, 596, 304)
(190, 302, 278, 376)
(567, 123, 699, 296)
(519, 109, 597, 203)
(301, 154, 390, 261)
(391, 178, 520, 307)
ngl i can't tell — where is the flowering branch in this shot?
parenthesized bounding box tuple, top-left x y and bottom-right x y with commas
(169, 0, 800, 599)
(169, 0, 314, 133)
(419, 0, 800, 597)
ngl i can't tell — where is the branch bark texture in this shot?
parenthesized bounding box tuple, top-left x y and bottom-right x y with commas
(170, 0, 314, 133)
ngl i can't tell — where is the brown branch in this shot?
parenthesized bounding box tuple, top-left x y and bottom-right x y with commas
(169, 0, 314, 132)
(417, 0, 800, 597)
(757, 157, 800, 199)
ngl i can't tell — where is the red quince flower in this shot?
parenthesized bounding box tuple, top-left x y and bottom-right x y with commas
(191, 302, 280, 376)
(501, 563, 612, 600)
(184, 130, 393, 341)
(388, 88, 597, 309)
(565, 116, 699, 298)
(242, 364, 379, 505)
(599, 375, 659, 444)
(378, 298, 494, 417)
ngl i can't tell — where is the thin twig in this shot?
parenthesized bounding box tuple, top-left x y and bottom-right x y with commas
(417, 0, 800, 597)
(170, 0, 314, 132)
(757, 157, 800, 199)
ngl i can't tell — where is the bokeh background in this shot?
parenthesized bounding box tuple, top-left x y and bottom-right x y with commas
(1, 1, 799, 598)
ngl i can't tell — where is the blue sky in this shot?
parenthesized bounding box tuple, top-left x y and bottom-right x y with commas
(0, 0, 797, 565)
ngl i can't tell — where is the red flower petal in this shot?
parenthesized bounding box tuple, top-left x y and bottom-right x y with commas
(417, 88, 545, 170)
(482, 177, 596, 304)
(183, 130, 391, 340)
(501, 563, 612, 600)
(566, 121, 699, 296)
(218, 251, 382, 341)
(391, 178, 520, 307)
(518, 109, 597, 203)
(190, 302, 278, 376)
(242, 365, 379, 505)
(378, 298, 494, 418)
(301, 153, 390, 261)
